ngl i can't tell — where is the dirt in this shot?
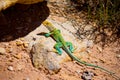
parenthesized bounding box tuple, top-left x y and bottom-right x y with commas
(0, 0, 120, 80)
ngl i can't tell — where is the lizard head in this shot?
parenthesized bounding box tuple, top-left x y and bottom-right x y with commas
(42, 20, 56, 31)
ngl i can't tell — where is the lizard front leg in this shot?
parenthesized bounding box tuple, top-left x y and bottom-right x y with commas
(37, 32, 52, 37)
(44, 30, 56, 37)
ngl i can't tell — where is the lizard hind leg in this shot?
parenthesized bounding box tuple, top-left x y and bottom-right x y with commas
(66, 42, 74, 53)
(54, 42, 63, 55)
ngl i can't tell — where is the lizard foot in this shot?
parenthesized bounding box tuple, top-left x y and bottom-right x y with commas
(52, 49, 62, 55)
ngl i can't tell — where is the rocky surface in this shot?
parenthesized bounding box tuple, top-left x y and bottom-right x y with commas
(31, 42, 61, 73)
(0, 0, 45, 11)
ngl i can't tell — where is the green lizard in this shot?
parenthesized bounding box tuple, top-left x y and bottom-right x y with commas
(39, 20, 120, 80)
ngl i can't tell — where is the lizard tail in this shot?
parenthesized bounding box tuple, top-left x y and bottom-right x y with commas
(67, 51, 120, 80)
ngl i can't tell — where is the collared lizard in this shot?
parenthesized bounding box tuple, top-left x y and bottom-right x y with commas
(38, 20, 120, 80)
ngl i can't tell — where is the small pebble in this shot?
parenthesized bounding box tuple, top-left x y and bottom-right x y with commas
(16, 63, 25, 71)
(76, 70, 81, 74)
(116, 55, 120, 58)
(23, 42, 29, 48)
(8, 47, 13, 53)
(0, 47, 6, 55)
(16, 40, 23, 46)
(97, 46, 102, 52)
(23, 77, 30, 80)
(8, 66, 14, 71)
(14, 53, 22, 59)
(99, 58, 106, 63)
(87, 49, 92, 54)
(84, 25, 93, 31)
(20, 38, 25, 41)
